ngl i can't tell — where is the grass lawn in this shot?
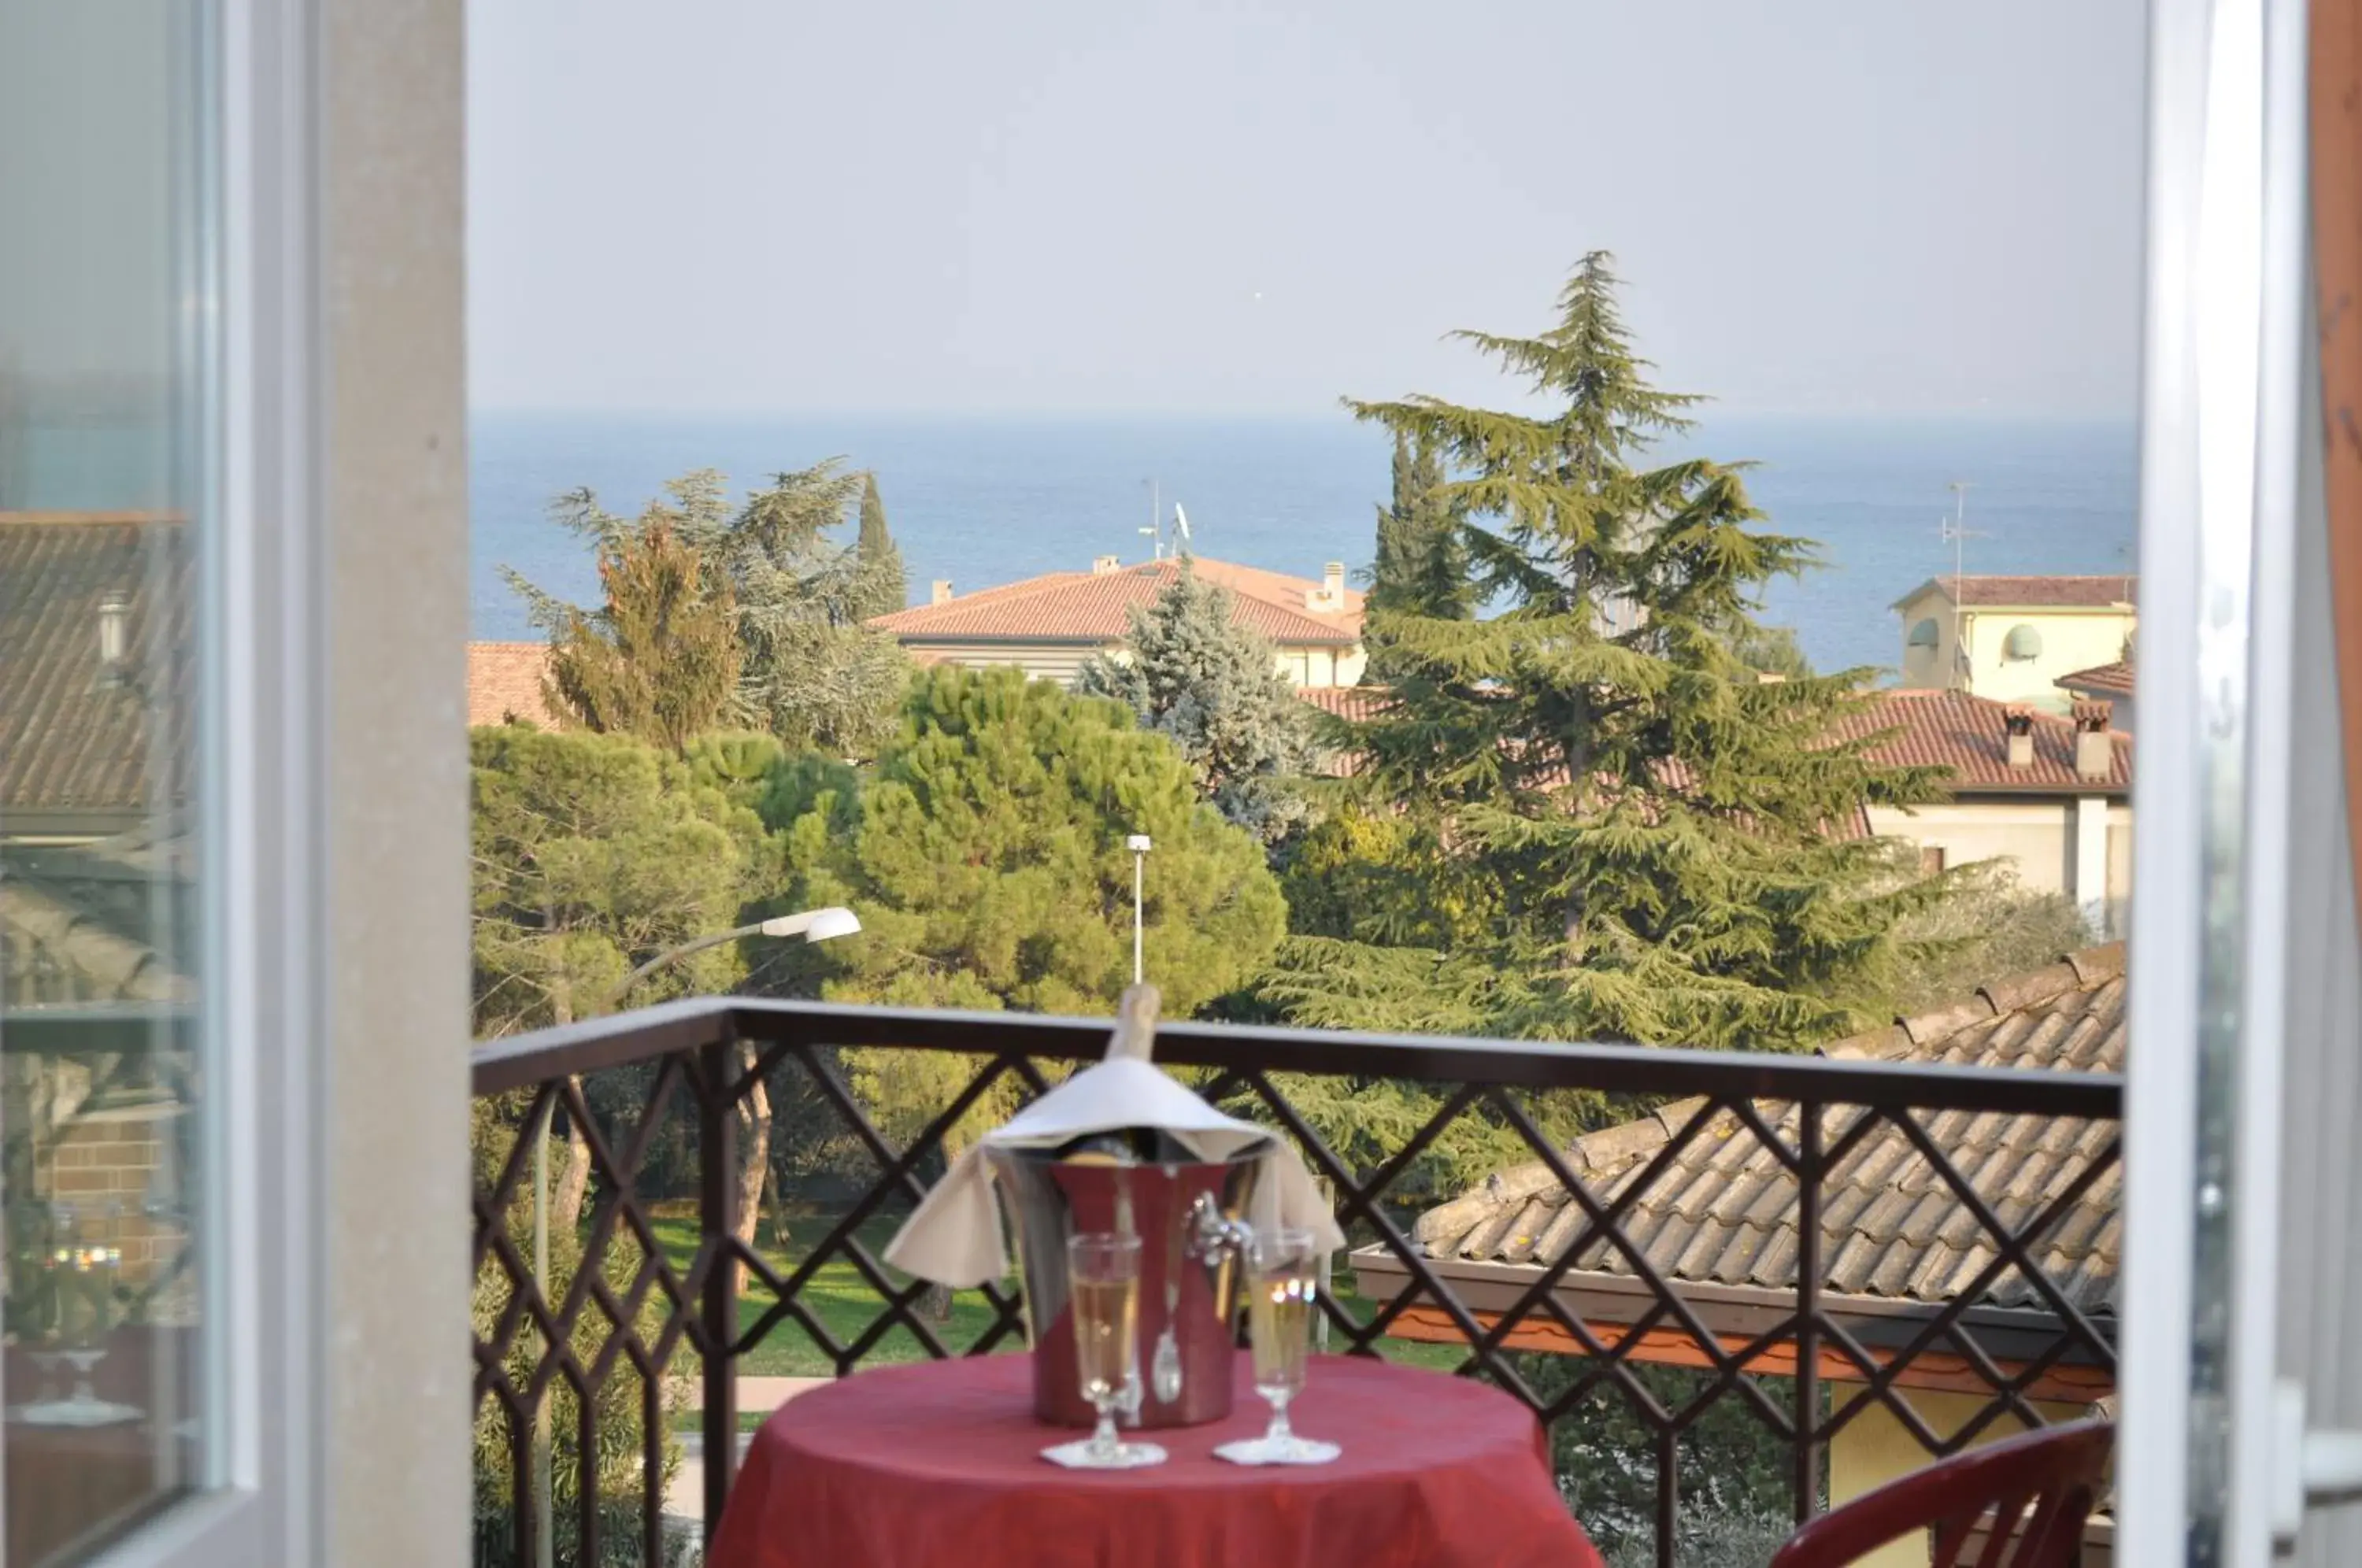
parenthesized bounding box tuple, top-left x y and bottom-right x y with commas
(643, 1208, 1011, 1378)
(630, 1204, 1472, 1411)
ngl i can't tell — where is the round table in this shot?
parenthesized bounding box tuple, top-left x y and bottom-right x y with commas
(709, 1352, 1604, 1568)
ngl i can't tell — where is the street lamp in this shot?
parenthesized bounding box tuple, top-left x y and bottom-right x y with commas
(531, 904, 860, 1567)
(605, 905, 861, 1007)
(1126, 835, 1152, 985)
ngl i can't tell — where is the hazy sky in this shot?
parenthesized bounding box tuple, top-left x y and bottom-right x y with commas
(468, 0, 2148, 419)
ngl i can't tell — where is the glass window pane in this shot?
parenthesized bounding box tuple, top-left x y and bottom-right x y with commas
(0, 2, 213, 1559)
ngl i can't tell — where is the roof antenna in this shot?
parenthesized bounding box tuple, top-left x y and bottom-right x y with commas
(1940, 481, 1986, 681)
(1139, 478, 1163, 560)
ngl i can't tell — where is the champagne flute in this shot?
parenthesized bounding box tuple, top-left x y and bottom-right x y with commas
(1040, 1232, 1167, 1470)
(1216, 1227, 1341, 1465)
(16, 1202, 139, 1426)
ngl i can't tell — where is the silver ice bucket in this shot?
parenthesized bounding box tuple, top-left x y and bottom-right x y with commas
(987, 1143, 1267, 1429)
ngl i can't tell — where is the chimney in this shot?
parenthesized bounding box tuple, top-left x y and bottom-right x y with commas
(1092, 555, 1122, 575)
(2003, 704, 2036, 769)
(2071, 699, 2114, 781)
(1308, 561, 1347, 612)
(931, 579, 954, 605)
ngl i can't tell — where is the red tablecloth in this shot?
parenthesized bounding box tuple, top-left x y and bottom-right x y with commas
(709, 1352, 1604, 1568)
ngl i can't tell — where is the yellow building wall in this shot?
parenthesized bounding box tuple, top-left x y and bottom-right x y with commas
(1894, 592, 2134, 711)
(1827, 1387, 2092, 1568)
(1865, 801, 2078, 894)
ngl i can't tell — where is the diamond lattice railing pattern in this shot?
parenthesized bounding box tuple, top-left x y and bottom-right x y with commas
(469, 949, 2123, 1568)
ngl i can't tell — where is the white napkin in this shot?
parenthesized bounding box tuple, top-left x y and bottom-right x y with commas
(883, 988, 1347, 1289)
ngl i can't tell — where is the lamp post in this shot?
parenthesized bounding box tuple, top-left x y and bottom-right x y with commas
(530, 905, 861, 1567)
(603, 905, 862, 1008)
(1126, 836, 1152, 984)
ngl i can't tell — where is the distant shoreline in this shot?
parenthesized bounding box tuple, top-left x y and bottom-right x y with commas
(474, 410, 2134, 682)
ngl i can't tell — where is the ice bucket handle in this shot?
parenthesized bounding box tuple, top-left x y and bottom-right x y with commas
(1187, 1189, 1255, 1265)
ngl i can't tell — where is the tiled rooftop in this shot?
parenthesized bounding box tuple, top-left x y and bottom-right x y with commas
(1403, 942, 2126, 1315)
(467, 642, 564, 729)
(1300, 685, 2130, 797)
(872, 557, 1363, 646)
(1838, 689, 2131, 793)
(1897, 575, 2140, 611)
(1294, 685, 1393, 723)
(2057, 660, 2136, 698)
(0, 513, 193, 817)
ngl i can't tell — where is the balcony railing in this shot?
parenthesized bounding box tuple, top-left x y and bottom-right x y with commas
(469, 999, 2122, 1568)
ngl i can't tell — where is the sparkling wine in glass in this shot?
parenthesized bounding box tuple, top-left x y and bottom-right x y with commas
(1041, 1232, 1166, 1470)
(1216, 1227, 1340, 1466)
(14, 1202, 140, 1427)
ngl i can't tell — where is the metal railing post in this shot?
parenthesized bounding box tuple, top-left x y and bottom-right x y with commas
(1793, 1099, 1823, 1525)
(531, 1099, 553, 1568)
(699, 1037, 740, 1542)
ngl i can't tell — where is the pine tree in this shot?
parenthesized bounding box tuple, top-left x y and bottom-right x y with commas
(469, 725, 768, 1250)
(718, 463, 913, 756)
(542, 516, 741, 751)
(850, 472, 909, 623)
(506, 464, 913, 760)
(1727, 622, 1814, 681)
(1073, 560, 1313, 845)
(1264, 253, 1951, 1050)
(762, 666, 1287, 1153)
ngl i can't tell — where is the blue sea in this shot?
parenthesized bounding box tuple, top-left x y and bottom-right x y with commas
(9, 407, 2139, 680)
(468, 411, 2137, 684)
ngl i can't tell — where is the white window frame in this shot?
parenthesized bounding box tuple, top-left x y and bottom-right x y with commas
(2120, 0, 2312, 1565)
(34, 0, 2299, 1562)
(83, 0, 324, 1561)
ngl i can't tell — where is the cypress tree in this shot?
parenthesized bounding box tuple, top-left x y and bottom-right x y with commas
(1267, 253, 1950, 1049)
(1373, 429, 1417, 606)
(1370, 430, 1464, 621)
(851, 472, 909, 622)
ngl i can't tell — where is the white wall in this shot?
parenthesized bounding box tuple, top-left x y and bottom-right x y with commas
(904, 638, 1367, 689)
(1868, 796, 2127, 934)
(905, 641, 1102, 685)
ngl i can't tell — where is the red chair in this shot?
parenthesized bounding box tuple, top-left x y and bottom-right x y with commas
(1768, 1420, 2115, 1568)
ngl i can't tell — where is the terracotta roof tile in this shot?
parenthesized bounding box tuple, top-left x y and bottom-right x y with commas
(1896, 575, 2141, 610)
(872, 557, 1363, 646)
(1401, 942, 2127, 1315)
(2057, 660, 2135, 698)
(0, 513, 194, 818)
(468, 642, 564, 729)
(1840, 689, 2130, 794)
(1294, 685, 1392, 722)
(1302, 685, 2127, 797)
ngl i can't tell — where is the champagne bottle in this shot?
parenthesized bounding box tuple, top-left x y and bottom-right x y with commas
(1051, 1129, 1160, 1164)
